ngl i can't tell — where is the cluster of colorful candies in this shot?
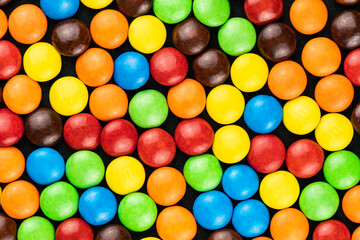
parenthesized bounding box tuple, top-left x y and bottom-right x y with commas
(1, 0, 360, 239)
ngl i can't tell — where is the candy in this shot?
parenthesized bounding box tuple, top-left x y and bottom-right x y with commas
(193, 49, 230, 87)
(0, 108, 24, 147)
(193, 0, 230, 27)
(193, 190, 233, 230)
(0, 213, 17, 240)
(25, 108, 63, 147)
(244, 0, 283, 25)
(331, 10, 360, 50)
(213, 125, 250, 164)
(336, 0, 360, 4)
(354, 227, 360, 240)
(80, 0, 113, 9)
(40, 0, 79, 20)
(183, 154, 223, 192)
(56, 218, 94, 240)
(153, 0, 192, 24)
(253, 237, 272, 240)
(137, 128, 176, 167)
(208, 229, 242, 240)
(343, 185, 360, 223)
(116, 0, 152, 17)
(0, 40, 22, 80)
(0, 9, 7, 39)
(17, 216, 55, 240)
(244, 95, 283, 134)
(313, 220, 351, 240)
(352, 103, 360, 134)
(26, 147, 65, 185)
(105, 156, 145, 195)
(0, 147, 24, 183)
(344, 48, 360, 86)
(95, 224, 132, 240)
(118, 192, 157, 232)
(0, 0, 11, 6)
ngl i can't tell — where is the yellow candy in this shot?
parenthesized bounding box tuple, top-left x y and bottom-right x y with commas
(231, 53, 268, 92)
(23, 42, 62, 82)
(105, 156, 145, 195)
(129, 15, 166, 54)
(315, 113, 353, 152)
(80, 0, 113, 9)
(260, 171, 300, 210)
(212, 125, 250, 164)
(206, 84, 245, 125)
(283, 96, 321, 135)
(49, 77, 88, 116)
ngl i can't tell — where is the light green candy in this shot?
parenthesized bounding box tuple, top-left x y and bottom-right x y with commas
(193, 0, 230, 27)
(18, 216, 55, 240)
(153, 0, 192, 24)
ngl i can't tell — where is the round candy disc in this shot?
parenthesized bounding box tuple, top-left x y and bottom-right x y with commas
(0, 213, 17, 240)
(0, 40, 22, 80)
(331, 10, 360, 50)
(193, 0, 230, 27)
(0, 146, 25, 183)
(342, 185, 360, 223)
(95, 224, 131, 240)
(55, 218, 94, 240)
(344, 48, 360, 86)
(81, 0, 113, 9)
(313, 220, 351, 240)
(153, 0, 192, 24)
(0, 108, 24, 147)
(17, 217, 54, 240)
(0, 10, 7, 39)
(115, 0, 152, 17)
(244, 0, 283, 25)
(40, 0, 79, 20)
(208, 229, 242, 240)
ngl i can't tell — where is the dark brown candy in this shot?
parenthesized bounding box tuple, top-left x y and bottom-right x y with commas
(257, 22, 296, 62)
(95, 224, 132, 240)
(208, 229, 242, 240)
(25, 108, 63, 147)
(52, 19, 91, 57)
(331, 10, 360, 50)
(193, 48, 230, 87)
(173, 17, 210, 56)
(335, 0, 360, 5)
(351, 103, 360, 134)
(0, 0, 12, 7)
(0, 213, 17, 240)
(116, 0, 153, 18)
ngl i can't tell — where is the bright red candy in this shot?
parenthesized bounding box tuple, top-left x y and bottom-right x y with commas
(344, 48, 360, 86)
(63, 113, 102, 151)
(0, 108, 24, 146)
(100, 119, 138, 157)
(286, 139, 324, 178)
(244, 0, 283, 25)
(150, 47, 188, 86)
(313, 220, 351, 240)
(0, 40, 22, 80)
(55, 218, 94, 240)
(247, 134, 285, 173)
(174, 118, 214, 155)
(137, 128, 176, 167)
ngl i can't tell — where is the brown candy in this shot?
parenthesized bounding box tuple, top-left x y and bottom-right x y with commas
(0, 0, 11, 7)
(95, 224, 132, 240)
(173, 17, 210, 56)
(208, 229, 242, 240)
(335, 0, 360, 5)
(351, 103, 360, 134)
(331, 10, 360, 50)
(52, 19, 91, 57)
(257, 22, 296, 62)
(25, 108, 63, 147)
(116, 0, 153, 18)
(193, 48, 230, 87)
(0, 213, 17, 240)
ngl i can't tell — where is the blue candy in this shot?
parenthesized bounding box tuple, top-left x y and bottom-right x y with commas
(40, 0, 79, 20)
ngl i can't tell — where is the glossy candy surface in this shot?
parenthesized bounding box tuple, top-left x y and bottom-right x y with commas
(193, 0, 230, 27)
(313, 220, 351, 240)
(342, 185, 360, 223)
(116, 0, 153, 17)
(344, 48, 360, 86)
(0, 40, 22, 80)
(244, 0, 283, 25)
(40, 0, 80, 20)
(0, 9, 7, 39)
(208, 229, 242, 240)
(0, 108, 24, 147)
(81, 0, 113, 9)
(331, 10, 360, 50)
(56, 218, 94, 240)
(0, 0, 11, 6)
(0, 212, 17, 240)
(17, 216, 55, 240)
(95, 224, 132, 240)
(352, 103, 360, 134)
(153, 0, 192, 24)
(0, 147, 25, 183)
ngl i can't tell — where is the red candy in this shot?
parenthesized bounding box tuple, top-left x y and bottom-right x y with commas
(63, 113, 102, 151)
(150, 47, 188, 86)
(344, 48, 360, 86)
(247, 134, 285, 173)
(244, 0, 283, 25)
(137, 128, 176, 167)
(313, 220, 351, 240)
(0, 40, 22, 80)
(0, 108, 24, 147)
(55, 218, 94, 240)
(174, 118, 214, 156)
(286, 139, 324, 178)
(100, 119, 138, 157)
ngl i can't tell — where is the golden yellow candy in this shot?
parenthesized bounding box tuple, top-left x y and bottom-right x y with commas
(49, 77, 88, 116)
(260, 171, 300, 210)
(212, 125, 250, 164)
(283, 96, 321, 135)
(23, 42, 62, 82)
(129, 15, 166, 54)
(231, 53, 268, 92)
(80, 0, 113, 9)
(105, 156, 145, 195)
(206, 84, 245, 125)
(315, 113, 353, 152)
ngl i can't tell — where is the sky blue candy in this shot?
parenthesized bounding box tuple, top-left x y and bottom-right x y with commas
(114, 51, 150, 90)
(193, 190, 233, 230)
(232, 199, 270, 238)
(244, 95, 283, 134)
(40, 0, 79, 20)
(79, 186, 117, 226)
(26, 147, 65, 185)
(222, 164, 259, 201)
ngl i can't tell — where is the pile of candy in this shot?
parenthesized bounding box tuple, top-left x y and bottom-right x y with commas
(1, 0, 360, 239)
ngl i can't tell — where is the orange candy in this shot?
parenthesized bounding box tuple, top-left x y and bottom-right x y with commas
(167, 78, 206, 119)
(147, 167, 186, 206)
(89, 84, 128, 122)
(290, 0, 328, 35)
(156, 206, 197, 240)
(76, 48, 114, 87)
(0, 146, 25, 183)
(302, 37, 341, 77)
(3, 75, 42, 115)
(343, 185, 360, 223)
(9, 4, 47, 44)
(315, 74, 354, 113)
(253, 238, 272, 240)
(0, 9, 7, 39)
(268, 61, 307, 100)
(90, 9, 128, 49)
(353, 226, 360, 240)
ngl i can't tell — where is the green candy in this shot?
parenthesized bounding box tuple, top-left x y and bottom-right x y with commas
(129, 89, 168, 128)
(66, 150, 105, 189)
(153, 0, 192, 24)
(299, 181, 339, 221)
(323, 150, 360, 190)
(193, 0, 230, 27)
(183, 153, 223, 192)
(18, 216, 55, 240)
(40, 181, 79, 221)
(218, 17, 257, 56)
(118, 192, 157, 232)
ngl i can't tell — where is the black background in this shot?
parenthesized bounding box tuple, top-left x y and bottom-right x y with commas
(1, 0, 360, 239)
